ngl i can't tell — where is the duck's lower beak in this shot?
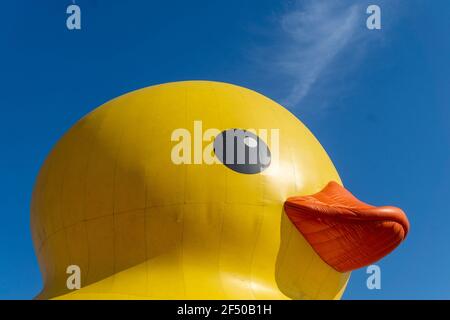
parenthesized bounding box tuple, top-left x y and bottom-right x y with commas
(284, 181, 409, 273)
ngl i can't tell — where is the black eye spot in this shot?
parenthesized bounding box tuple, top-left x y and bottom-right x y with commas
(213, 129, 271, 174)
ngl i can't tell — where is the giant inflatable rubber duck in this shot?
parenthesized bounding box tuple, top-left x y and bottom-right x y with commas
(31, 81, 409, 299)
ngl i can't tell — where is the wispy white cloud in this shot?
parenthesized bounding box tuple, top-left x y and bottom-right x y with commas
(274, 0, 366, 107)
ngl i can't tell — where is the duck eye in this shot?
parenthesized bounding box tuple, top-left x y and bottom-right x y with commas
(213, 129, 271, 174)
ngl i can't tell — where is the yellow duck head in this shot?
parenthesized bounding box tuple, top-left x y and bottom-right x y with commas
(31, 81, 409, 300)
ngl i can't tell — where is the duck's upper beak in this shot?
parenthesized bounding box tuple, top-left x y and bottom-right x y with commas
(284, 181, 409, 273)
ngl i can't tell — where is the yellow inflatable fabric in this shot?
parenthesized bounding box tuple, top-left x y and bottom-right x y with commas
(31, 81, 350, 300)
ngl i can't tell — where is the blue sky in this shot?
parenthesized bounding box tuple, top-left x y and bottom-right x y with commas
(0, 0, 449, 299)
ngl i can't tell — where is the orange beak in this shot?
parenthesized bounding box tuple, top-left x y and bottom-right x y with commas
(284, 181, 409, 273)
